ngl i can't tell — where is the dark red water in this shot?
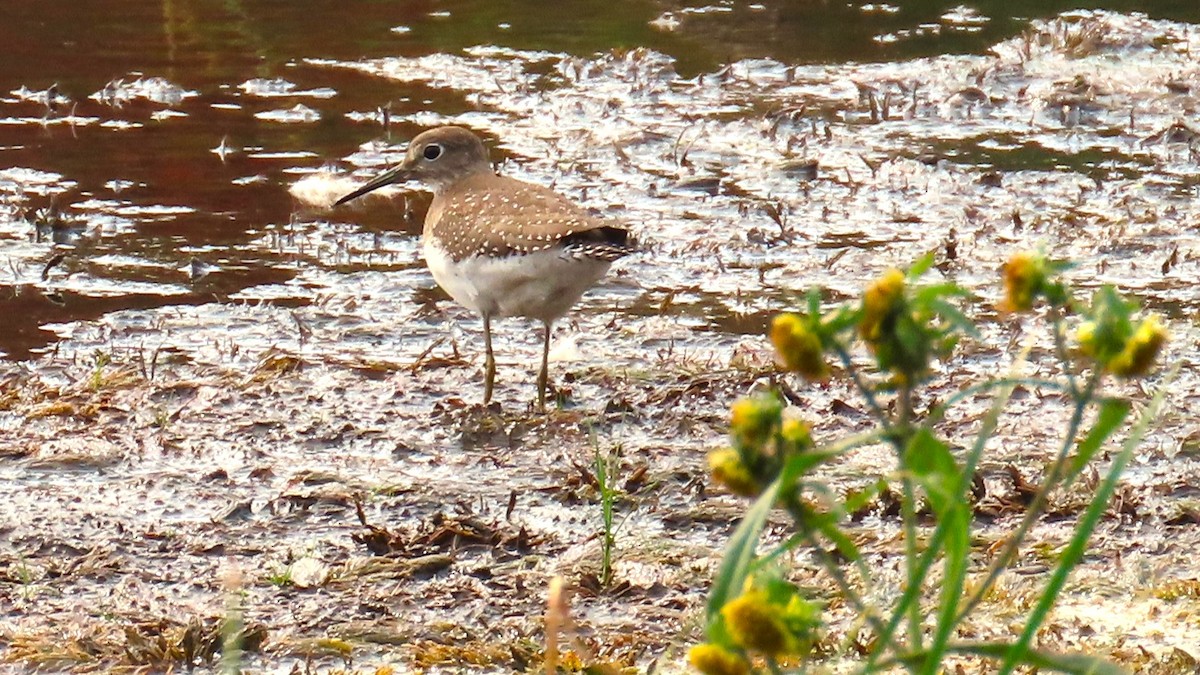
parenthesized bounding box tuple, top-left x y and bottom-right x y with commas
(1, 0, 1197, 358)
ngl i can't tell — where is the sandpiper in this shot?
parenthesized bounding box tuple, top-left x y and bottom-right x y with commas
(335, 126, 633, 409)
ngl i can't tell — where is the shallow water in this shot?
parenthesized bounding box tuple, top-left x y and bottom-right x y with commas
(2, 0, 1200, 359)
(3, 2, 1200, 673)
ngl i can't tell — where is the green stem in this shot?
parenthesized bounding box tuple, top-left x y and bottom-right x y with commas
(783, 497, 901, 653)
(1048, 307, 1078, 395)
(996, 375, 1170, 674)
(899, 476, 922, 652)
(893, 382, 922, 652)
(876, 640, 1127, 674)
(919, 377, 1018, 674)
(861, 376, 1018, 674)
(833, 344, 893, 435)
(860, 526, 942, 673)
(925, 377, 1069, 427)
(954, 371, 1098, 623)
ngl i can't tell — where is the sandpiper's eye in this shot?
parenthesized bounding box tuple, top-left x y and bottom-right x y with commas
(423, 143, 443, 161)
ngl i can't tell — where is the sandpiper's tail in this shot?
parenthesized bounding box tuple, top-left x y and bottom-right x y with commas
(560, 225, 636, 261)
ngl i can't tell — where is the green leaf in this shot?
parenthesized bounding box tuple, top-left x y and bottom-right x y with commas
(998, 373, 1171, 675)
(759, 575, 801, 605)
(843, 478, 886, 515)
(822, 305, 860, 337)
(784, 449, 837, 479)
(811, 509, 862, 564)
(889, 313, 932, 377)
(921, 378, 1020, 673)
(913, 282, 970, 304)
(1085, 286, 1137, 362)
(904, 429, 959, 517)
(880, 641, 1128, 674)
(908, 251, 936, 278)
(1065, 398, 1130, 485)
(806, 288, 822, 317)
(901, 429, 973, 674)
(920, 503, 971, 674)
(706, 477, 779, 644)
(929, 297, 980, 339)
(867, 379, 1019, 672)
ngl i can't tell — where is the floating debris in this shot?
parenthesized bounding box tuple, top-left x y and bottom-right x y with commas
(253, 104, 321, 123)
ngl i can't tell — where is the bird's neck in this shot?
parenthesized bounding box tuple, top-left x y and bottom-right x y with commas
(428, 166, 495, 196)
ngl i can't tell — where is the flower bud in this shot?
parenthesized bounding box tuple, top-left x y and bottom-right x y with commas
(1000, 251, 1045, 312)
(859, 268, 906, 345)
(708, 448, 760, 498)
(779, 415, 813, 454)
(730, 393, 782, 451)
(688, 643, 749, 675)
(1075, 320, 1098, 357)
(722, 590, 793, 656)
(770, 313, 828, 381)
(1108, 315, 1167, 378)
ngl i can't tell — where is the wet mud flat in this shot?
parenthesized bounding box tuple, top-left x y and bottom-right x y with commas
(3, 9, 1200, 673)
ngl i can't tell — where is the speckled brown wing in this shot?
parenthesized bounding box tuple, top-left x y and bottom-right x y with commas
(426, 173, 632, 262)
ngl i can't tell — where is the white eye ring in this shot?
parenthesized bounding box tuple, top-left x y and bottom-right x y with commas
(423, 143, 443, 161)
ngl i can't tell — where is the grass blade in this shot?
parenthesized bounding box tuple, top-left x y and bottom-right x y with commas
(879, 641, 1128, 674)
(704, 475, 784, 645)
(1064, 398, 1129, 486)
(997, 375, 1170, 674)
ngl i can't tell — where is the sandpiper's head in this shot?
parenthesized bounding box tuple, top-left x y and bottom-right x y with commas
(335, 126, 491, 205)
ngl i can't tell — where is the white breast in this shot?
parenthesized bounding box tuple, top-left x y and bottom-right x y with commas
(424, 240, 612, 322)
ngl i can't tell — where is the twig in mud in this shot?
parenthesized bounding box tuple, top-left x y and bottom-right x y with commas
(290, 311, 312, 347)
(505, 490, 517, 520)
(858, 154, 880, 179)
(825, 248, 849, 270)
(408, 337, 447, 374)
(544, 576, 618, 675)
(672, 123, 702, 168)
(354, 498, 370, 527)
(41, 251, 67, 280)
(763, 200, 789, 237)
(772, 374, 805, 406)
(1161, 245, 1178, 274)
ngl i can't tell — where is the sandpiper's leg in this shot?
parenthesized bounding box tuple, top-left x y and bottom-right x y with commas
(483, 314, 496, 404)
(537, 320, 552, 410)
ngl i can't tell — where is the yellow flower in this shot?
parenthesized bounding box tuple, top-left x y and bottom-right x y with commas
(730, 394, 782, 451)
(1076, 320, 1097, 357)
(859, 268, 906, 345)
(1108, 315, 1167, 378)
(780, 594, 821, 650)
(779, 415, 812, 453)
(1078, 312, 1168, 379)
(722, 590, 793, 656)
(708, 448, 760, 498)
(1000, 251, 1045, 312)
(770, 313, 828, 381)
(688, 643, 749, 675)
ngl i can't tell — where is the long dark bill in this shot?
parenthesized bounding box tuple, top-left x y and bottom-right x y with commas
(334, 165, 411, 206)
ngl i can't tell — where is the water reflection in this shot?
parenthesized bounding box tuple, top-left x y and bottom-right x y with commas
(0, 1, 1199, 357)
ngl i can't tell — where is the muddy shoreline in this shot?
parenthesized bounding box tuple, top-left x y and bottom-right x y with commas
(3, 9, 1200, 674)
